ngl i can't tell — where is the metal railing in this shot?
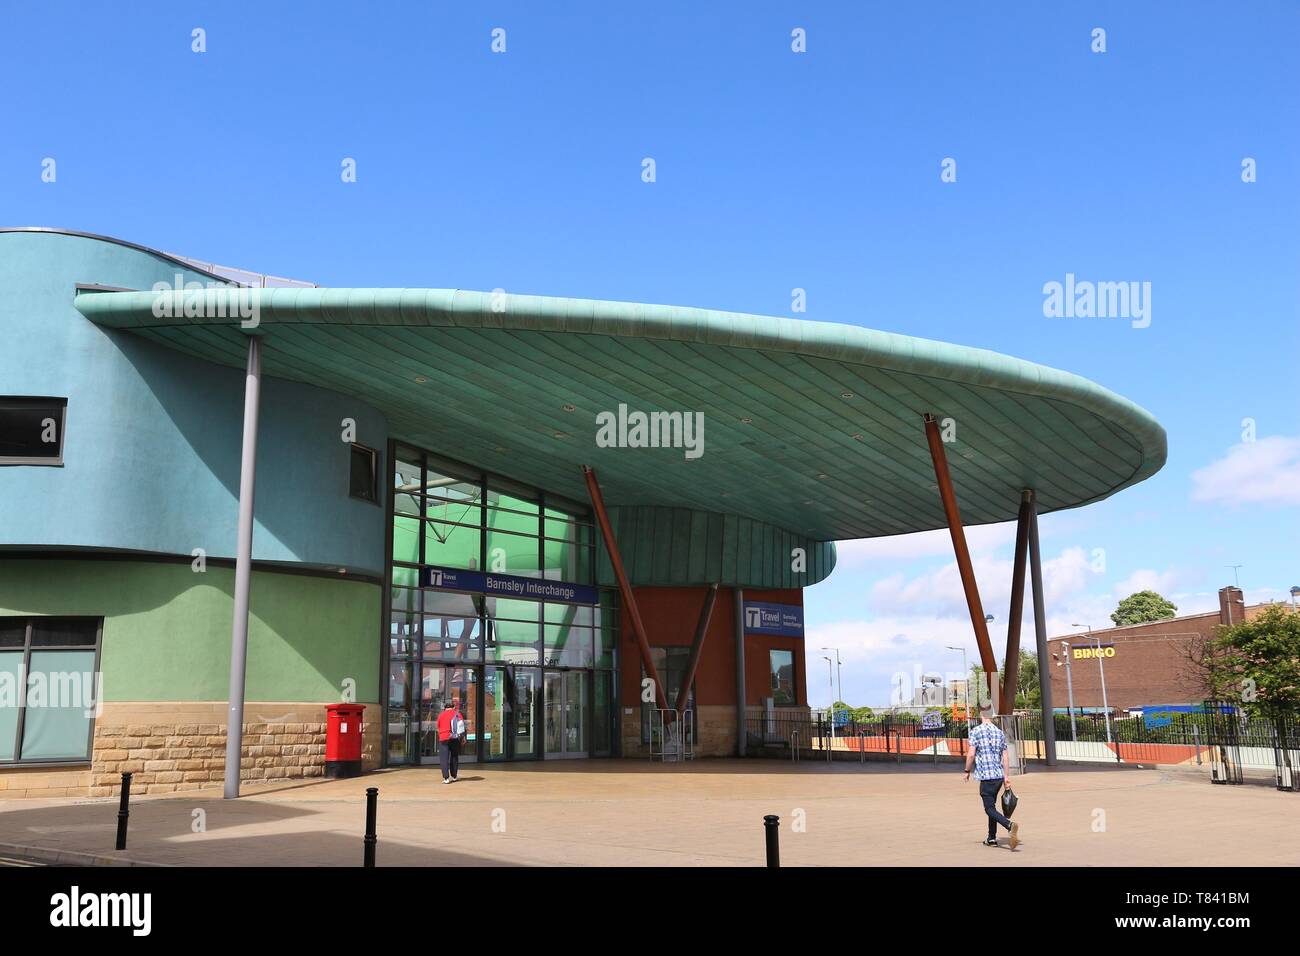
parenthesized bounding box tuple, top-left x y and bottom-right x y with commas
(746, 703, 1300, 790)
(650, 709, 694, 762)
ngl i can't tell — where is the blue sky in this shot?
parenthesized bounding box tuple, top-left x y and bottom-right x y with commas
(3, 1, 1297, 706)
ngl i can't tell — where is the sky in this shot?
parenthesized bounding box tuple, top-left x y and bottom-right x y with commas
(3, 1, 1297, 707)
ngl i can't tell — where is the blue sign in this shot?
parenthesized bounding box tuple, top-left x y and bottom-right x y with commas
(1141, 703, 1232, 730)
(742, 601, 804, 637)
(422, 566, 598, 606)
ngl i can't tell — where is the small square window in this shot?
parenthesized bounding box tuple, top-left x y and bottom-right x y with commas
(0, 397, 67, 465)
(350, 443, 379, 503)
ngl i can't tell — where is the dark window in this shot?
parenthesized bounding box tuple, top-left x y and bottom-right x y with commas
(350, 443, 379, 503)
(0, 397, 67, 465)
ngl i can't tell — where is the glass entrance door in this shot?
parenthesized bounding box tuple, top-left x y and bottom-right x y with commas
(544, 670, 589, 758)
(418, 665, 479, 764)
(485, 665, 540, 761)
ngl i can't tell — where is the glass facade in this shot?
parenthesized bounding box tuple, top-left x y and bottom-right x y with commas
(385, 444, 617, 764)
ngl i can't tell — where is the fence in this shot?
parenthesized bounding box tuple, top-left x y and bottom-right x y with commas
(748, 703, 1300, 790)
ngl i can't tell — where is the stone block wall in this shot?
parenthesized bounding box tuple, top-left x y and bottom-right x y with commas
(1, 701, 381, 799)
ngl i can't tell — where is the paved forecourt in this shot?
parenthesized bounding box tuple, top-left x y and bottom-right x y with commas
(0, 759, 1294, 867)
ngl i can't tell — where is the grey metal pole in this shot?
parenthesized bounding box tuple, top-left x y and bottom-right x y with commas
(734, 587, 746, 757)
(1095, 633, 1113, 744)
(223, 336, 262, 799)
(823, 657, 834, 741)
(1026, 490, 1057, 765)
(1062, 641, 1077, 741)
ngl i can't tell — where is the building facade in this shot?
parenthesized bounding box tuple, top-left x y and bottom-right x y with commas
(1046, 587, 1272, 714)
(2, 227, 1165, 796)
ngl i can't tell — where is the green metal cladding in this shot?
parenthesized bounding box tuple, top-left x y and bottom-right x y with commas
(75, 280, 1167, 566)
(599, 507, 837, 589)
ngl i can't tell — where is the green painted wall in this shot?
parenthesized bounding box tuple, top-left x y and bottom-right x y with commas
(0, 559, 380, 703)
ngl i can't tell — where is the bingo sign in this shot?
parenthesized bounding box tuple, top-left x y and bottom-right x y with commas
(742, 601, 804, 638)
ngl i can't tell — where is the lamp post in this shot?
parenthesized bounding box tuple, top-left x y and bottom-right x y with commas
(1073, 623, 1111, 744)
(983, 614, 996, 710)
(821, 656, 835, 742)
(946, 645, 971, 731)
(820, 646, 843, 736)
(1053, 641, 1077, 742)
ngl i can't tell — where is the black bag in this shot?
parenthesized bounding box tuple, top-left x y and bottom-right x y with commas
(1000, 786, 1018, 818)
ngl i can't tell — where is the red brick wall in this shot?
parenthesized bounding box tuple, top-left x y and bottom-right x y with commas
(1045, 607, 1266, 711)
(617, 585, 805, 708)
(1045, 606, 1279, 712)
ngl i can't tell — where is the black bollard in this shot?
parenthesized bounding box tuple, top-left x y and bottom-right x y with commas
(763, 814, 780, 868)
(363, 787, 378, 867)
(115, 772, 132, 850)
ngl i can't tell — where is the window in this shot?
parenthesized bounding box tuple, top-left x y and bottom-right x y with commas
(349, 443, 379, 503)
(0, 396, 67, 465)
(770, 649, 795, 705)
(1, 617, 101, 764)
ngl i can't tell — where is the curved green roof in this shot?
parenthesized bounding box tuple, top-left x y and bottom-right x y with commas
(75, 286, 1166, 544)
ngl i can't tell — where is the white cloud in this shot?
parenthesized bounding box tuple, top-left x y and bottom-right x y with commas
(1112, 567, 1184, 599)
(1191, 436, 1300, 507)
(835, 521, 1017, 565)
(806, 547, 1214, 706)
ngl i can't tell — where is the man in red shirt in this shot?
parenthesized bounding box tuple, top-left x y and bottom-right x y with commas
(436, 698, 464, 784)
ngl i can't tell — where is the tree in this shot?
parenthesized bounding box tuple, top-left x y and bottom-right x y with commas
(968, 664, 999, 712)
(1111, 590, 1178, 626)
(1193, 604, 1300, 784)
(1196, 604, 1300, 721)
(999, 649, 1041, 711)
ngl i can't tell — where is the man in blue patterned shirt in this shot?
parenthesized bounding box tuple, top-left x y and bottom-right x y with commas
(964, 709, 1020, 850)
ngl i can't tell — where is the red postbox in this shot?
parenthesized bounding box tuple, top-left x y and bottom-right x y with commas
(325, 703, 365, 778)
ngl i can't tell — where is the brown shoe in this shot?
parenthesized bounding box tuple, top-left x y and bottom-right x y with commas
(1009, 822, 1020, 851)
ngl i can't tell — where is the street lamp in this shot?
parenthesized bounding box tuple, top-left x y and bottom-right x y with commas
(946, 645, 971, 731)
(821, 655, 835, 742)
(1072, 623, 1112, 744)
(820, 646, 843, 737)
(1052, 641, 1078, 742)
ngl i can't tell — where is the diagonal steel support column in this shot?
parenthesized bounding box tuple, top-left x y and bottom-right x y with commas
(923, 414, 998, 707)
(675, 583, 719, 714)
(1001, 491, 1032, 713)
(224, 335, 262, 799)
(581, 466, 669, 712)
(1026, 489, 1057, 765)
